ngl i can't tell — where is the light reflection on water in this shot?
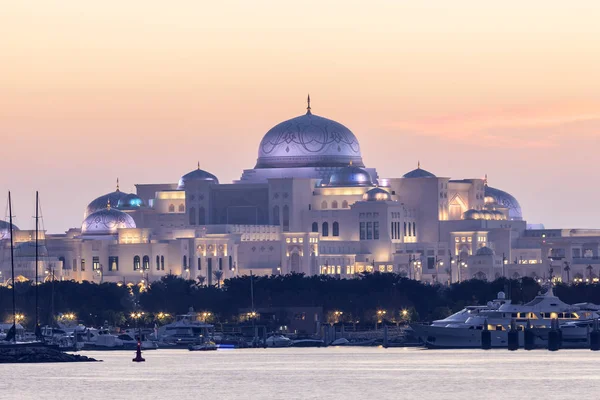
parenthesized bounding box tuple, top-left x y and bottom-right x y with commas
(2, 347, 599, 400)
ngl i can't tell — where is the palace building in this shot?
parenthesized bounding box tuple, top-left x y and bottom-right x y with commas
(2, 98, 600, 286)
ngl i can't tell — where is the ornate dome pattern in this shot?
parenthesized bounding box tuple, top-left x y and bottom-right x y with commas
(177, 165, 219, 189)
(363, 187, 392, 202)
(82, 208, 136, 235)
(0, 220, 18, 240)
(328, 165, 373, 187)
(485, 185, 523, 220)
(256, 106, 364, 168)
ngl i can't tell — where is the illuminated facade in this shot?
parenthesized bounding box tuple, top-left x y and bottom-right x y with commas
(2, 100, 600, 285)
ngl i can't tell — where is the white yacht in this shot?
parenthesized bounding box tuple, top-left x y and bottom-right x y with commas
(265, 335, 292, 348)
(411, 288, 600, 348)
(158, 310, 214, 347)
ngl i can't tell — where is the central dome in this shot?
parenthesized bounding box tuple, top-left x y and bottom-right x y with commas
(82, 207, 136, 235)
(256, 100, 363, 169)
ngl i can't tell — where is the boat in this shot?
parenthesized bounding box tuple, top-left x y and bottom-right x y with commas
(117, 333, 158, 350)
(188, 341, 218, 351)
(291, 339, 324, 347)
(158, 308, 215, 347)
(265, 335, 292, 348)
(411, 287, 600, 349)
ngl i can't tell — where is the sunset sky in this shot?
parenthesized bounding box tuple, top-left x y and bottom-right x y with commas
(2, 1, 599, 232)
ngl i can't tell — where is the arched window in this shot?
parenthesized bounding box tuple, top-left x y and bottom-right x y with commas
(183, 255, 188, 270)
(322, 222, 329, 237)
(413, 222, 416, 237)
(168, 204, 175, 213)
(133, 255, 141, 271)
(229, 255, 233, 270)
(332, 221, 339, 237)
(321, 201, 328, 209)
(189, 207, 196, 225)
(178, 204, 185, 212)
(312, 222, 318, 233)
(282, 205, 290, 232)
(342, 200, 349, 209)
(273, 205, 280, 225)
(331, 200, 338, 209)
(156, 255, 160, 270)
(160, 255, 165, 270)
(143, 255, 150, 270)
(198, 258, 202, 271)
(58, 256, 66, 269)
(404, 222, 407, 236)
(198, 207, 206, 225)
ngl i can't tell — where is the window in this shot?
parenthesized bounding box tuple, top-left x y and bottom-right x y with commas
(322, 222, 329, 237)
(178, 204, 185, 212)
(367, 222, 373, 240)
(413, 222, 416, 237)
(109, 256, 119, 272)
(93, 256, 100, 271)
(332, 221, 339, 237)
(183, 255, 188, 270)
(198, 207, 206, 225)
(273, 206, 280, 225)
(81, 259, 86, 272)
(160, 255, 165, 271)
(342, 200, 349, 209)
(331, 200, 338, 209)
(373, 221, 379, 240)
(73, 259, 77, 272)
(321, 201, 327, 209)
(229, 255, 233, 270)
(133, 256, 141, 271)
(218, 257, 223, 271)
(168, 204, 175, 213)
(312, 222, 318, 233)
(143, 255, 150, 270)
(189, 207, 196, 225)
(283, 205, 290, 232)
(58, 256, 66, 269)
(198, 258, 202, 271)
(360, 222, 366, 240)
(156, 255, 160, 271)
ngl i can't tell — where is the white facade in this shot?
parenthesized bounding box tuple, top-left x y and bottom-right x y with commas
(2, 103, 600, 286)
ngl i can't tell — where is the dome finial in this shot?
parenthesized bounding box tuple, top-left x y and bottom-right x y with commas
(116, 178, 120, 192)
(197, 161, 200, 170)
(484, 174, 488, 186)
(418, 160, 420, 169)
(107, 198, 111, 210)
(306, 94, 311, 115)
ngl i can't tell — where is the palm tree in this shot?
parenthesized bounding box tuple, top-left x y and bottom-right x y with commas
(213, 270, 224, 289)
(587, 265, 594, 282)
(563, 261, 571, 283)
(197, 275, 206, 286)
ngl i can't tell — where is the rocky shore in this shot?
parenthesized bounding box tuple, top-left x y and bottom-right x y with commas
(0, 346, 99, 363)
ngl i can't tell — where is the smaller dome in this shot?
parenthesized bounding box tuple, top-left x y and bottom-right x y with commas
(14, 242, 49, 257)
(491, 210, 505, 220)
(117, 193, 144, 209)
(82, 207, 136, 235)
(480, 210, 493, 220)
(0, 220, 19, 240)
(476, 246, 495, 256)
(462, 209, 481, 220)
(85, 190, 130, 218)
(328, 165, 373, 187)
(178, 164, 219, 189)
(362, 188, 392, 202)
(403, 163, 436, 179)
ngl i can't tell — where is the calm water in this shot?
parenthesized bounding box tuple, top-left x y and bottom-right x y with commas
(1, 347, 599, 399)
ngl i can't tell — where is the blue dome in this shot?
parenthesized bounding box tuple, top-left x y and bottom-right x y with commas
(476, 246, 495, 256)
(117, 193, 144, 209)
(362, 188, 392, 202)
(82, 208, 136, 235)
(485, 185, 522, 220)
(0, 220, 19, 240)
(178, 166, 219, 189)
(328, 165, 373, 187)
(256, 100, 363, 169)
(85, 189, 130, 218)
(403, 166, 436, 178)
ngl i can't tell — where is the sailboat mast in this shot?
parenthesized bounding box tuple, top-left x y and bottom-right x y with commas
(35, 191, 39, 330)
(8, 191, 16, 343)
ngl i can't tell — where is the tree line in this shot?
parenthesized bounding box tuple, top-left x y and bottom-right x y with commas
(2, 273, 600, 329)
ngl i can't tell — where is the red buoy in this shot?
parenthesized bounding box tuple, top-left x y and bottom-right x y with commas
(132, 341, 145, 362)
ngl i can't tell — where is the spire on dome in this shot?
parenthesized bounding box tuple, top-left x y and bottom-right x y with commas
(418, 161, 421, 169)
(116, 178, 120, 192)
(484, 174, 488, 186)
(306, 94, 311, 115)
(197, 161, 200, 170)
